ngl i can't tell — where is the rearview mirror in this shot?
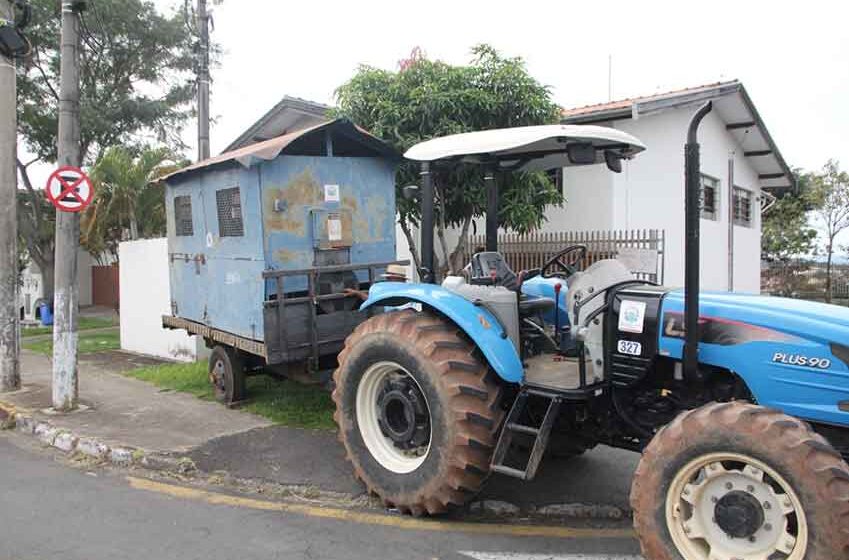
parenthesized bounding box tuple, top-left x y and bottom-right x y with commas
(605, 150, 623, 173)
(567, 143, 596, 165)
(402, 185, 420, 201)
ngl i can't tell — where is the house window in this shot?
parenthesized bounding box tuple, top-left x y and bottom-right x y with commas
(216, 187, 244, 237)
(174, 195, 194, 237)
(733, 187, 753, 227)
(700, 174, 720, 220)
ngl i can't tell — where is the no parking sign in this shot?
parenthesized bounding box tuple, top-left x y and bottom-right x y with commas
(45, 166, 94, 213)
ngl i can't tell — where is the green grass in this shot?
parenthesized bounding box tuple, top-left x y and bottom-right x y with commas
(23, 331, 121, 355)
(125, 361, 336, 430)
(22, 316, 116, 338)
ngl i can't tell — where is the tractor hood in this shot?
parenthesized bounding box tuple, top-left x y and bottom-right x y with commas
(661, 290, 849, 347)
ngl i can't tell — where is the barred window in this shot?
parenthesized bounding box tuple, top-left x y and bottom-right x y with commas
(733, 187, 753, 227)
(700, 174, 720, 220)
(174, 195, 194, 236)
(216, 187, 244, 237)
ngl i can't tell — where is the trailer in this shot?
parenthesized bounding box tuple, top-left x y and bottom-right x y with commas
(161, 119, 406, 402)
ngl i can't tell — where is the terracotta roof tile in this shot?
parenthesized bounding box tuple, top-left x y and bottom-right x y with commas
(561, 80, 740, 118)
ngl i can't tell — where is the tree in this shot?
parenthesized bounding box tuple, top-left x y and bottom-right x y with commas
(334, 45, 563, 275)
(82, 146, 182, 261)
(761, 170, 817, 263)
(16, 0, 199, 300)
(808, 160, 849, 302)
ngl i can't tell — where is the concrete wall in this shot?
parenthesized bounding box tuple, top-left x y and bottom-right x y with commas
(119, 237, 203, 362)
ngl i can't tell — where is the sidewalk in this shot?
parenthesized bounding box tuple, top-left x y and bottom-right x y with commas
(0, 349, 639, 513)
(1, 350, 270, 451)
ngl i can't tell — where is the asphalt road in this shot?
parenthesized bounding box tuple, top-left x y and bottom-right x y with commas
(0, 432, 642, 560)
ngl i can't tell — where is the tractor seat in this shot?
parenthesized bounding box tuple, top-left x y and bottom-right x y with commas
(469, 251, 519, 291)
(518, 296, 555, 316)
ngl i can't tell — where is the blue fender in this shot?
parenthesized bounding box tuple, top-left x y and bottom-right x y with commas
(360, 282, 524, 383)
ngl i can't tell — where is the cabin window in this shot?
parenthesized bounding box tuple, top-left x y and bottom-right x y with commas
(216, 187, 244, 237)
(174, 195, 194, 236)
(700, 174, 719, 220)
(733, 186, 753, 227)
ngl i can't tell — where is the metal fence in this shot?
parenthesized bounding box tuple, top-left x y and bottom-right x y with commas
(761, 260, 849, 304)
(464, 229, 665, 283)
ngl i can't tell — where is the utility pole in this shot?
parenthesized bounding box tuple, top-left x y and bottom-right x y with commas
(52, 0, 83, 411)
(0, 0, 20, 393)
(197, 0, 210, 161)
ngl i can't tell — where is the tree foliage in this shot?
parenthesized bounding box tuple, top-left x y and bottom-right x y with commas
(18, 0, 197, 162)
(808, 160, 849, 302)
(82, 146, 184, 261)
(761, 170, 817, 262)
(16, 0, 200, 299)
(333, 45, 563, 274)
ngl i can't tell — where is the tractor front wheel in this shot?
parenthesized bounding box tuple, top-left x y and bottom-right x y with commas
(631, 401, 849, 560)
(332, 310, 503, 515)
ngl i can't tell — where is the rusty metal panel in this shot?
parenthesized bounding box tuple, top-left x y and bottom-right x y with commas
(260, 155, 396, 293)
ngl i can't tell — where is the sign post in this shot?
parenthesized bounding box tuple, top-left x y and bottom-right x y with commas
(51, 1, 84, 412)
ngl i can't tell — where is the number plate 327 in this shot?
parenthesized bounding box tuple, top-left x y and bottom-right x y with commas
(617, 340, 642, 356)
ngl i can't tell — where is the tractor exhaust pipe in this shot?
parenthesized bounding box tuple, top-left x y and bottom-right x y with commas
(684, 101, 712, 383)
(419, 162, 435, 283)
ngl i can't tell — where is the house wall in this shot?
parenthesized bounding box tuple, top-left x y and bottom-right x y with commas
(119, 237, 203, 362)
(553, 109, 761, 292)
(539, 163, 615, 232)
(609, 108, 762, 292)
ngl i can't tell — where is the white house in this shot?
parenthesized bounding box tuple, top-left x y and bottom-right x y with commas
(17, 248, 106, 322)
(554, 80, 794, 293)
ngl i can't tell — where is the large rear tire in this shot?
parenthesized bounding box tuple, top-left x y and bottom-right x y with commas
(631, 401, 849, 560)
(332, 309, 503, 515)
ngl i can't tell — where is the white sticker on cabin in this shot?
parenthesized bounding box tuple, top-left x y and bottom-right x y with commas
(324, 184, 340, 203)
(327, 217, 342, 241)
(618, 300, 647, 333)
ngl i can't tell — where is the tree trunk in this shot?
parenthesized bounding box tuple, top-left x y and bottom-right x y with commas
(398, 217, 422, 278)
(129, 215, 139, 240)
(447, 216, 473, 274)
(825, 238, 834, 303)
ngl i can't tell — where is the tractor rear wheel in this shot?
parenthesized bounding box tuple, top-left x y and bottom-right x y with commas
(631, 401, 849, 560)
(332, 309, 503, 515)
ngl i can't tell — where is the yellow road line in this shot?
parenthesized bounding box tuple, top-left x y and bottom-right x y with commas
(127, 476, 634, 540)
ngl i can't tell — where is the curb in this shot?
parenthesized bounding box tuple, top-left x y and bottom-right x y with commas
(467, 499, 629, 521)
(0, 401, 630, 522)
(0, 402, 197, 475)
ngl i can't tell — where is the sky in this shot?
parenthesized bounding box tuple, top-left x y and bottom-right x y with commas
(159, 0, 849, 173)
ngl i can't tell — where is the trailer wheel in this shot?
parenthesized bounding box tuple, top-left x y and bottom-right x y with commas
(631, 401, 849, 560)
(332, 309, 503, 515)
(208, 345, 246, 405)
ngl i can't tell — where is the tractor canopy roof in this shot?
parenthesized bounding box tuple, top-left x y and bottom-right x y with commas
(404, 124, 645, 173)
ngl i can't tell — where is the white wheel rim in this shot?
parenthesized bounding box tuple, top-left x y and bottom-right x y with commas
(355, 361, 432, 474)
(666, 452, 808, 560)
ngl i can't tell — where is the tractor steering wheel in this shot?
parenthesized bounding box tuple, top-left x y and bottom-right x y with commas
(541, 244, 588, 278)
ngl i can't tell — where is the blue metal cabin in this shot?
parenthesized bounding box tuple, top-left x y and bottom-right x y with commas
(161, 119, 402, 366)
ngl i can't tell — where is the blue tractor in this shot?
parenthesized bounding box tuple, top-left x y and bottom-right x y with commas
(331, 104, 849, 560)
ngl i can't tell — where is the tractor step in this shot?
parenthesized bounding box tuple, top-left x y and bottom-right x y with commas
(490, 388, 562, 481)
